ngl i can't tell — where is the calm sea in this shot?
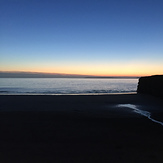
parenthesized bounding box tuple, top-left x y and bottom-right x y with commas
(0, 78, 138, 95)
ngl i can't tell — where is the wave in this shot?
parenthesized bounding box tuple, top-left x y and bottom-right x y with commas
(117, 104, 163, 126)
(0, 78, 138, 95)
(0, 89, 136, 95)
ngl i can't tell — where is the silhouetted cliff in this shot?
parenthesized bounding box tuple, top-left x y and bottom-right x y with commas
(137, 75, 163, 98)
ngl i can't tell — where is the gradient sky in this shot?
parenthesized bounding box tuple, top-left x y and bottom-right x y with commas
(0, 0, 163, 77)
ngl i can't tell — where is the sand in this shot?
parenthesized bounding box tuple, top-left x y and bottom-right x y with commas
(0, 94, 163, 163)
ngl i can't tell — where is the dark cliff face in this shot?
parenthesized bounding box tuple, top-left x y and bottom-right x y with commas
(137, 75, 163, 99)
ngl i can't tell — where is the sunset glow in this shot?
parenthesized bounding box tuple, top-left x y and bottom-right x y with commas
(0, 0, 163, 77)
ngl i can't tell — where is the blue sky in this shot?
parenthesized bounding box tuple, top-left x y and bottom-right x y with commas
(0, 0, 163, 76)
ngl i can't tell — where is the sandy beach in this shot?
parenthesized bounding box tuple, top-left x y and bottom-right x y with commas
(0, 94, 163, 163)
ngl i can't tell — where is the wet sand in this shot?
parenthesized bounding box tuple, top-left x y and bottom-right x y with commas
(0, 94, 163, 163)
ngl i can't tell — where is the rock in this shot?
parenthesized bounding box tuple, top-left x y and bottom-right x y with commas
(137, 75, 163, 99)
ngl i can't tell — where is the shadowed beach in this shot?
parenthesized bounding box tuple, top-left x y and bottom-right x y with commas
(0, 94, 163, 163)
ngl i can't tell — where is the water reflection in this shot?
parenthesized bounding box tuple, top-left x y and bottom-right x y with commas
(117, 104, 163, 126)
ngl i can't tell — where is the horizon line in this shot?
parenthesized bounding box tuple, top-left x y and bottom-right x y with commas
(0, 70, 142, 78)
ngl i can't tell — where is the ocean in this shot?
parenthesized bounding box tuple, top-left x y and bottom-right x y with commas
(0, 78, 138, 95)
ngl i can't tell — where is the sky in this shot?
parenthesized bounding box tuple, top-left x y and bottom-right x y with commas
(0, 0, 163, 77)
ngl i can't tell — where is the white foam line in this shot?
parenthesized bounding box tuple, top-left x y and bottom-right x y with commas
(117, 104, 163, 126)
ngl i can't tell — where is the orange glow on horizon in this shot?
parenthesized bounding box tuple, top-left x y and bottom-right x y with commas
(0, 62, 162, 77)
(0, 69, 159, 78)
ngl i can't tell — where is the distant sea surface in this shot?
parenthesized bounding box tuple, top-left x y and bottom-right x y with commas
(0, 78, 138, 95)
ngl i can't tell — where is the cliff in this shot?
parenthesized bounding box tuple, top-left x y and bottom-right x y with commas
(137, 75, 163, 99)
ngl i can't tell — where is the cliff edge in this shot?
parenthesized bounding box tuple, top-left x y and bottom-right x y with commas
(137, 75, 163, 99)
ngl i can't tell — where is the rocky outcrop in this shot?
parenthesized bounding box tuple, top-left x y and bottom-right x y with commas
(137, 75, 163, 99)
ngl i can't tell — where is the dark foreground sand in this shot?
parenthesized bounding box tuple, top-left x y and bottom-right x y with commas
(0, 94, 163, 163)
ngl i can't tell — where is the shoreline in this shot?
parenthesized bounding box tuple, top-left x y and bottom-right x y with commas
(1, 94, 163, 162)
(1, 93, 162, 110)
(0, 92, 137, 96)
